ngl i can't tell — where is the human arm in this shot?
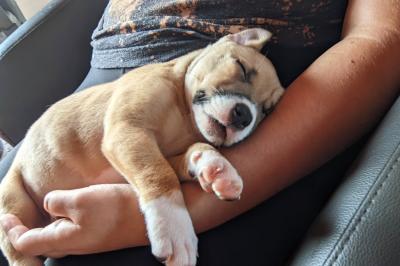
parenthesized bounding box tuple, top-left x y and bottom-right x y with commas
(1, 0, 400, 256)
(188, 0, 400, 232)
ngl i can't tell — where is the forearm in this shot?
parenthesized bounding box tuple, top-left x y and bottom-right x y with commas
(183, 34, 400, 233)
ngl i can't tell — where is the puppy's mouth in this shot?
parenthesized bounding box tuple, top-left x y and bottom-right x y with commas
(192, 93, 258, 147)
(207, 116, 227, 146)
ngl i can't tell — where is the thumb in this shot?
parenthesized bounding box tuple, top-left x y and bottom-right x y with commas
(44, 190, 78, 221)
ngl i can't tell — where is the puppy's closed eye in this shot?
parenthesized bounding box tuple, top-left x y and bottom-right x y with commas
(193, 90, 208, 104)
(236, 59, 247, 78)
(236, 60, 257, 83)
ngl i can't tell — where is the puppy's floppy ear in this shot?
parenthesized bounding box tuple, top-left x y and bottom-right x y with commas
(221, 28, 272, 51)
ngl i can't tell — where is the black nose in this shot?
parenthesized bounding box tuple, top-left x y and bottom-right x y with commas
(230, 103, 252, 129)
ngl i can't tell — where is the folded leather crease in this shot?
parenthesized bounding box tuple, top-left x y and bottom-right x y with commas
(292, 96, 400, 266)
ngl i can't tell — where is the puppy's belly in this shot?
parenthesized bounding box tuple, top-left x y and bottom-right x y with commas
(87, 167, 126, 185)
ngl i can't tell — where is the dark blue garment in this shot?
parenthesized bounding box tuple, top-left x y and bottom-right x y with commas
(91, 0, 348, 86)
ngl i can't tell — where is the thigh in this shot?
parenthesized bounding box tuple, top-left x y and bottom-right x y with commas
(75, 68, 128, 92)
(46, 143, 364, 266)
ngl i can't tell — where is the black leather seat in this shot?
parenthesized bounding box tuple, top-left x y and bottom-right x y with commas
(0, 1, 399, 265)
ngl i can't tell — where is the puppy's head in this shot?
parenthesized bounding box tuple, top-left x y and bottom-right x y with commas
(185, 28, 285, 147)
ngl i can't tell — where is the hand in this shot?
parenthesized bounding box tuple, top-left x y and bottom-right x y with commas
(0, 184, 148, 258)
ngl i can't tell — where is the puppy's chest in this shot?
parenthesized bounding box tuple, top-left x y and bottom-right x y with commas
(156, 105, 199, 156)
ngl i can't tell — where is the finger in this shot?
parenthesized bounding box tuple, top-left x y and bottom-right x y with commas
(0, 213, 26, 233)
(19, 218, 81, 257)
(44, 190, 78, 221)
(1, 213, 80, 257)
(0, 214, 40, 255)
(43, 185, 124, 221)
(0, 213, 30, 247)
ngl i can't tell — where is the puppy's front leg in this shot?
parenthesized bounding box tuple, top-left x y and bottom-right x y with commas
(170, 143, 243, 201)
(102, 127, 197, 266)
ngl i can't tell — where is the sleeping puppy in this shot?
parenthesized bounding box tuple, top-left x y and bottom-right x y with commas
(0, 28, 284, 266)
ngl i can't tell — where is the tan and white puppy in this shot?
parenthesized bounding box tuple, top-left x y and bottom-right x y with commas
(0, 28, 284, 266)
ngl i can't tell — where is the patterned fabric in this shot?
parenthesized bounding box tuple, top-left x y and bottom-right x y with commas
(91, 0, 348, 85)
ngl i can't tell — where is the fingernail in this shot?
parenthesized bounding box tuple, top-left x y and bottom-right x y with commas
(43, 194, 50, 211)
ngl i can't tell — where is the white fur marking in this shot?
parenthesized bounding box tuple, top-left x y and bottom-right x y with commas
(189, 150, 243, 199)
(141, 191, 198, 266)
(193, 95, 258, 146)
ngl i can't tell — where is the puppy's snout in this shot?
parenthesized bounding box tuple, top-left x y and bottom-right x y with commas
(230, 103, 252, 129)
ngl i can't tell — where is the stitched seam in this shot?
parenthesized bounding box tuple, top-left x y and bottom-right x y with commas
(322, 139, 400, 265)
(0, 0, 70, 61)
(327, 148, 400, 265)
(321, 139, 400, 265)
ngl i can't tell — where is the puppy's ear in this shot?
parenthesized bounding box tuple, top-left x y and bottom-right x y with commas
(263, 86, 285, 114)
(221, 28, 272, 50)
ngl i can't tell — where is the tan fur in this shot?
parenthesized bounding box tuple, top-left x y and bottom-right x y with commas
(0, 29, 284, 265)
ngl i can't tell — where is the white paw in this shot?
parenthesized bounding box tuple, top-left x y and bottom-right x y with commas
(141, 191, 198, 266)
(189, 150, 243, 201)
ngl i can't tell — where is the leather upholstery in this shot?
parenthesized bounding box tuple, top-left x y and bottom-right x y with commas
(291, 96, 400, 266)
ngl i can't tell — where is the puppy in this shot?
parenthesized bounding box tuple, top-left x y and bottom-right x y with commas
(0, 28, 284, 266)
